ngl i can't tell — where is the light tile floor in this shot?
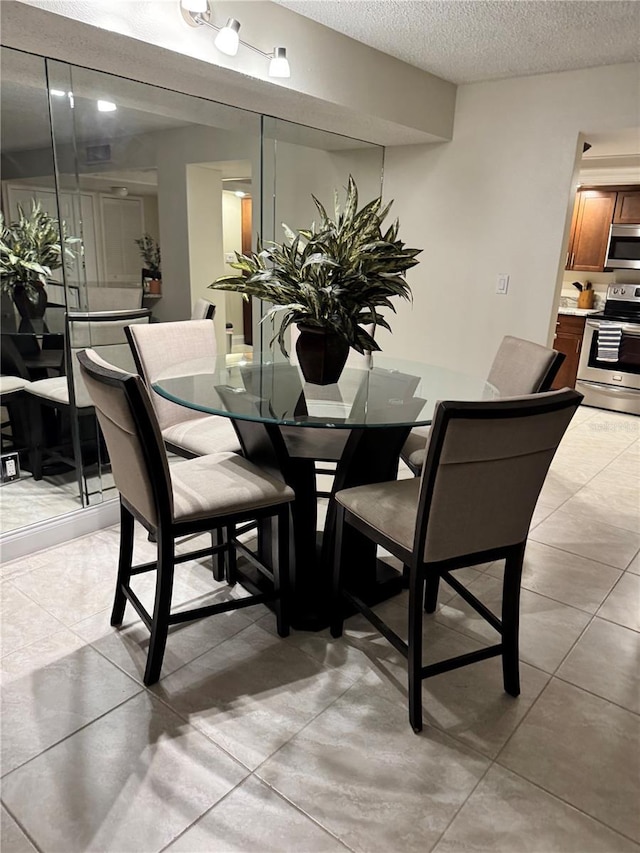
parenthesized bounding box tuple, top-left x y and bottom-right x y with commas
(1, 405, 639, 852)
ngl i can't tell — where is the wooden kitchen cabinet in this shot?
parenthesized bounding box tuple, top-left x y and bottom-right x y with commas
(566, 189, 617, 272)
(552, 314, 586, 389)
(613, 188, 640, 224)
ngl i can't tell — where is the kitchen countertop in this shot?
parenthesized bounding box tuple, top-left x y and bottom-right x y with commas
(558, 307, 601, 316)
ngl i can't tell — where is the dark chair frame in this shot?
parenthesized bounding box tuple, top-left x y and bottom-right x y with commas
(330, 389, 582, 733)
(77, 350, 291, 685)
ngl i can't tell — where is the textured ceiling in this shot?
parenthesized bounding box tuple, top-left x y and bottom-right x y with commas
(275, 0, 640, 85)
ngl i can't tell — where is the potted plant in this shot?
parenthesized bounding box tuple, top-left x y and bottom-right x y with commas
(0, 200, 79, 321)
(135, 233, 162, 294)
(210, 176, 421, 384)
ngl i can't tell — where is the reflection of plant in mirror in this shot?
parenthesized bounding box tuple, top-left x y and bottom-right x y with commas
(210, 176, 421, 356)
(135, 233, 161, 277)
(0, 201, 79, 302)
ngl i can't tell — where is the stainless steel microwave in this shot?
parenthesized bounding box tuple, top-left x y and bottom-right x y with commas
(605, 224, 640, 270)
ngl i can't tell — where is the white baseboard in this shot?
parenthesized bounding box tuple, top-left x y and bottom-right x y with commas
(0, 499, 120, 564)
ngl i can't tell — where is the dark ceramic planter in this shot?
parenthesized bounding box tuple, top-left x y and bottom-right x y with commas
(13, 283, 47, 321)
(295, 323, 349, 385)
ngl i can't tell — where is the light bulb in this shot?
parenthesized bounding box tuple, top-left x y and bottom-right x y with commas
(214, 18, 241, 56)
(180, 0, 208, 12)
(97, 100, 117, 112)
(269, 47, 290, 78)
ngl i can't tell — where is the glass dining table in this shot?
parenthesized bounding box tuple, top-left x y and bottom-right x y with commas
(154, 353, 497, 630)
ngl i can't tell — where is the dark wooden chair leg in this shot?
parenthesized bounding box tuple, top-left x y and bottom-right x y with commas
(501, 544, 525, 697)
(144, 529, 175, 686)
(274, 507, 290, 637)
(330, 505, 346, 638)
(424, 572, 440, 613)
(408, 566, 424, 733)
(28, 396, 43, 480)
(226, 523, 237, 586)
(211, 527, 226, 582)
(111, 501, 134, 626)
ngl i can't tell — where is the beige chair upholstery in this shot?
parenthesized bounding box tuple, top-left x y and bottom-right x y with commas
(25, 309, 151, 502)
(331, 388, 582, 733)
(401, 335, 565, 474)
(126, 319, 240, 457)
(191, 298, 216, 320)
(77, 347, 294, 685)
(85, 285, 144, 311)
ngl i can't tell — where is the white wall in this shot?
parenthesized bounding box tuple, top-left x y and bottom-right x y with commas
(381, 62, 640, 376)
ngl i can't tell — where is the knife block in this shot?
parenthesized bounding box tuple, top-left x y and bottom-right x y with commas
(577, 289, 594, 309)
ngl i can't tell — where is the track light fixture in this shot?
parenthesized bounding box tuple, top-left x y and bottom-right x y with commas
(180, 0, 290, 78)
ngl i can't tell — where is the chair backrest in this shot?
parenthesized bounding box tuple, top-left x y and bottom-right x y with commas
(1, 334, 31, 381)
(416, 388, 582, 565)
(76, 348, 172, 528)
(191, 298, 216, 320)
(487, 335, 564, 396)
(66, 309, 151, 410)
(126, 319, 217, 430)
(85, 285, 144, 312)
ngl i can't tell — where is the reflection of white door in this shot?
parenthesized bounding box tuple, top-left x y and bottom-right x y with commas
(99, 196, 144, 282)
(6, 185, 98, 285)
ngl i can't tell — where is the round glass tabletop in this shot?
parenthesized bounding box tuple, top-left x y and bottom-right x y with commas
(153, 353, 497, 429)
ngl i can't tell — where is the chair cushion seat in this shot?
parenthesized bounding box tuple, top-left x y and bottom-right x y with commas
(336, 477, 420, 554)
(24, 376, 69, 405)
(162, 415, 241, 456)
(172, 452, 295, 523)
(0, 376, 31, 396)
(401, 426, 430, 470)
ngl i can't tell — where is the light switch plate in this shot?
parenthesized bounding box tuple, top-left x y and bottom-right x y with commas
(496, 274, 509, 295)
(224, 252, 236, 264)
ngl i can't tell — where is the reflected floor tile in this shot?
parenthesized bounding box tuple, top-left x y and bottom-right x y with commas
(166, 775, 348, 853)
(597, 572, 640, 631)
(257, 671, 490, 853)
(433, 765, 640, 853)
(529, 500, 557, 531)
(1, 583, 65, 658)
(530, 508, 640, 569)
(498, 679, 640, 842)
(1, 629, 140, 775)
(627, 551, 640, 575)
(435, 573, 591, 673)
(1, 805, 37, 853)
(557, 617, 640, 713)
(152, 622, 354, 771)
(561, 488, 640, 535)
(486, 540, 621, 614)
(1, 692, 248, 853)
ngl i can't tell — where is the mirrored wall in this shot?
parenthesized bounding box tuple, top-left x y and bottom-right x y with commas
(0, 45, 384, 535)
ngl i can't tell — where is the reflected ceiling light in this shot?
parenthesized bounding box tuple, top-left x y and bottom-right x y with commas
(180, 0, 290, 78)
(50, 89, 66, 97)
(111, 186, 129, 197)
(214, 18, 240, 56)
(97, 99, 117, 112)
(234, 190, 246, 197)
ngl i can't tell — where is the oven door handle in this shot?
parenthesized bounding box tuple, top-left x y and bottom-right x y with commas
(586, 319, 640, 336)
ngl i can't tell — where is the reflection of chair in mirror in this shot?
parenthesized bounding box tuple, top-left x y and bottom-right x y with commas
(401, 335, 567, 476)
(191, 298, 216, 320)
(24, 309, 151, 504)
(126, 319, 239, 459)
(85, 285, 144, 312)
(331, 388, 582, 733)
(76, 347, 293, 685)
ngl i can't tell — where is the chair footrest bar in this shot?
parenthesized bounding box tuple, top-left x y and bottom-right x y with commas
(343, 591, 409, 658)
(232, 539, 274, 581)
(421, 644, 503, 679)
(168, 591, 276, 625)
(130, 560, 158, 576)
(235, 520, 258, 537)
(122, 585, 152, 630)
(174, 544, 225, 565)
(441, 570, 502, 634)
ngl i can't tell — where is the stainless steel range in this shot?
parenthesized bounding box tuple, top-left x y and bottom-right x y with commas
(576, 283, 640, 415)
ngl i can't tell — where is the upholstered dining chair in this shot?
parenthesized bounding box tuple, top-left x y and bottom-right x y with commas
(191, 298, 216, 320)
(331, 388, 582, 733)
(77, 348, 294, 685)
(25, 308, 151, 503)
(400, 335, 566, 475)
(126, 319, 240, 459)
